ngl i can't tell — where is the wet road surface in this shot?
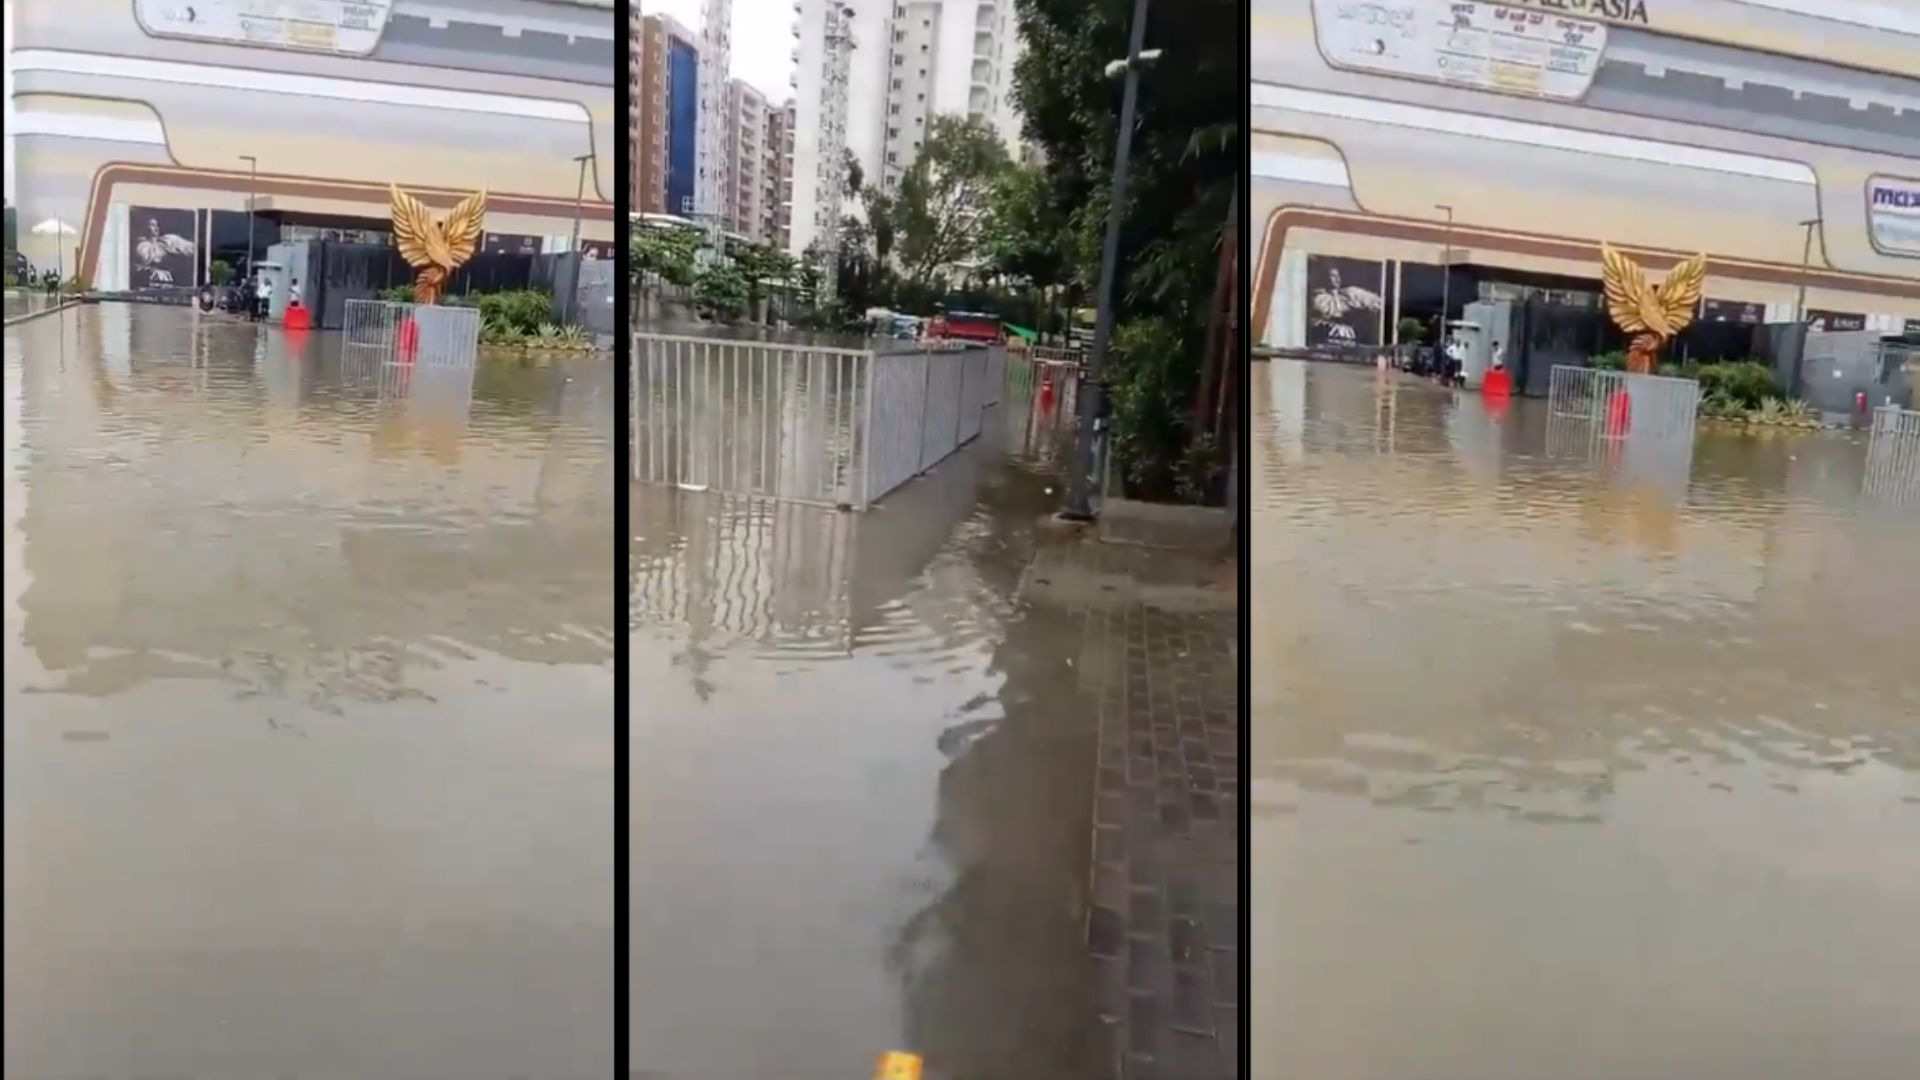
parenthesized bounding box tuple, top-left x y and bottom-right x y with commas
(631, 399, 1129, 1078)
(4, 304, 615, 1078)
(1252, 361, 1920, 1080)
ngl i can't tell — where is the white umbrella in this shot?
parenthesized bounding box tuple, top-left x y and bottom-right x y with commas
(30, 218, 78, 284)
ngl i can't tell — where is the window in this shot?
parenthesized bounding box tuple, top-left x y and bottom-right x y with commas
(894, 55, 903, 65)
(888, 126, 899, 138)
(887, 151, 898, 163)
(890, 103, 901, 114)
(892, 78, 902, 89)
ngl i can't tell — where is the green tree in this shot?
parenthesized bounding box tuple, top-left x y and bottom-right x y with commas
(844, 149, 865, 197)
(1013, 0, 1237, 498)
(692, 260, 749, 322)
(731, 240, 795, 322)
(631, 225, 700, 289)
(863, 188, 896, 264)
(890, 115, 1011, 287)
(982, 162, 1068, 289)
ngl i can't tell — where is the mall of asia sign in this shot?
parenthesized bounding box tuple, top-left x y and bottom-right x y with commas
(1868, 176, 1920, 258)
(1601, 243, 1707, 373)
(389, 184, 487, 306)
(1506, 0, 1649, 22)
(1313, 0, 1610, 101)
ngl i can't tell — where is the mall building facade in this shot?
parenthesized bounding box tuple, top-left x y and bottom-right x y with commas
(1253, 0, 1920, 353)
(9, 0, 616, 290)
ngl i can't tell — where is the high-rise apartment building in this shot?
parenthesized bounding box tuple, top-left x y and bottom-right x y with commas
(788, 0, 864, 262)
(765, 103, 795, 250)
(878, 0, 1022, 189)
(634, 14, 700, 217)
(723, 79, 768, 239)
(696, 0, 734, 222)
(633, 13, 664, 214)
(788, 0, 1026, 257)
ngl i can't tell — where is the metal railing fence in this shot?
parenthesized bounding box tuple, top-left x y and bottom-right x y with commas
(1864, 405, 1920, 506)
(342, 299, 481, 367)
(633, 334, 1002, 510)
(1548, 365, 1701, 440)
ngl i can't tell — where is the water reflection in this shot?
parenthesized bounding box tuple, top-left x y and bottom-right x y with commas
(1252, 361, 1920, 1080)
(4, 304, 614, 1078)
(632, 410, 1111, 1078)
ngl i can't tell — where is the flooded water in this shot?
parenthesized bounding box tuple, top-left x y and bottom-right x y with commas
(1252, 361, 1920, 1080)
(3, 304, 615, 1077)
(631, 405, 1121, 1078)
(4, 291, 63, 323)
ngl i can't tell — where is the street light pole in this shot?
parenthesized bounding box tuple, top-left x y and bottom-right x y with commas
(566, 152, 594, 324)
(1795, 217, 1820, 322)
(240, 155, 258, 276)
(1436, 203, 1453, 340)
(1062, 0, 1152, 521)
(1792, 216, 1821, 396)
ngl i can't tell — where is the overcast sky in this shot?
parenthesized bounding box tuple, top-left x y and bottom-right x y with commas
(640, 0, 795, 103)
(5, 0, 15, 201)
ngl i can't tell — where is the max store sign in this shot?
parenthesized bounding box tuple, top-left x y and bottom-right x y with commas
(1869, 176, 1920, 258)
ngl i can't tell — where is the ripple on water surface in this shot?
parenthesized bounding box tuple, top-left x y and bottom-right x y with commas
(4, 304, 615, 1078)
(1252, 360, 1920, 1080)
(629, 403, 1114, 1077)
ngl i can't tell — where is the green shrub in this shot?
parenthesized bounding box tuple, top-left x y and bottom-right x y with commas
(448, 289, 554, 334)
(1696, 361, 1778, 409)
(693, 262, 749, 321)
(1107, 317, 1200, 500)
(1592, 350, 1627, 371)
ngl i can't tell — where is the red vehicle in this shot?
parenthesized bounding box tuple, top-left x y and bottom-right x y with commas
(925, 308, 1004, 344)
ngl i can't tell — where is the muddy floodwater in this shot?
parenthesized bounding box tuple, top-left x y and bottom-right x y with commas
(4, 305, 615, 1077)
(632, 389, 1132, 1078)
(1252, 361, 1920, 1080)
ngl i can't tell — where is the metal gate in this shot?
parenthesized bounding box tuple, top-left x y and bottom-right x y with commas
(1548, 365, 1700, 439)
(633, 335, 1003, 510)
(1864, 405, 1920, 506)
(342, 299, 481, 367)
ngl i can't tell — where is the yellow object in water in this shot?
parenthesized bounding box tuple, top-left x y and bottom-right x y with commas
(873, 1051, 924, 1080)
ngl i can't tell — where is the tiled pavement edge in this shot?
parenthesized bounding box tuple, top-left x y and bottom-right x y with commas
(1057, 528, 1240, 1079)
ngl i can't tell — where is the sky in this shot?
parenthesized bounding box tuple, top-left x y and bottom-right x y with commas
(5, 0, 15, 201)
(641, 0, 795, 103)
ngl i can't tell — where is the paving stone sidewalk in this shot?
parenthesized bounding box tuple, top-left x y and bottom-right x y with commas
(1028, 502, 1239, 1079)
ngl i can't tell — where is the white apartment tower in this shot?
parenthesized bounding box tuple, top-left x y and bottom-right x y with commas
(787, 0, 863, 266)
(695, 0, 733, 222)
(878, 0, 1022, 188)
(789, 0, 1025, 257)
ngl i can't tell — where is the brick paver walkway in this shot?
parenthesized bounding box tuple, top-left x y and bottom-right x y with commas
(1031, 519, 1239, 1079)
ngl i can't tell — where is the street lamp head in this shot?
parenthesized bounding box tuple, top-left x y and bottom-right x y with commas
(1104, 49, 1163, 79)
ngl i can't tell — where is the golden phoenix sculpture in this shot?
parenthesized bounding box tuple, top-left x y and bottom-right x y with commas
(1601, 242, 1707, 373)
(389, 184, 487, 305)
